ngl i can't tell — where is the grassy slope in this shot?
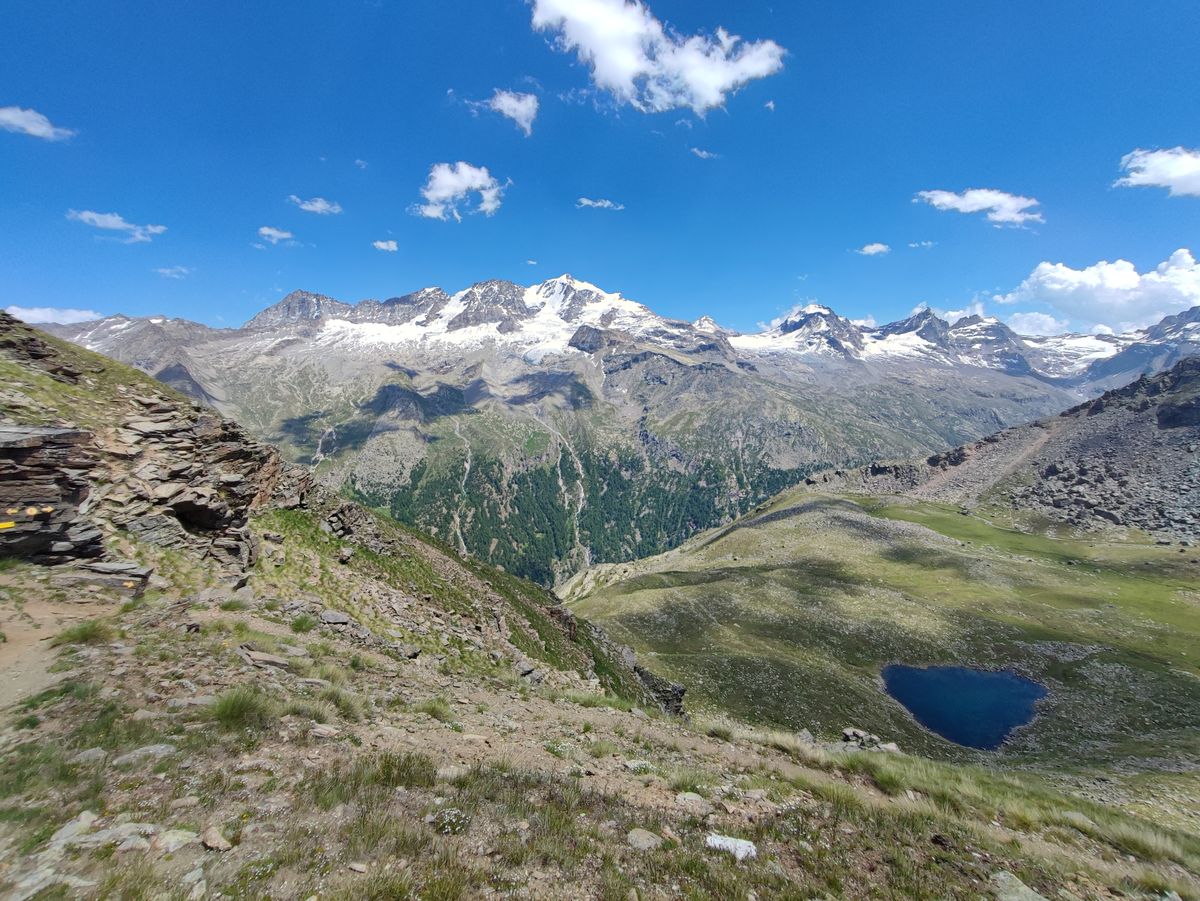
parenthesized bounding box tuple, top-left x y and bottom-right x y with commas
(4, 514, 1199, 900)
(571, 489, 1200, 826)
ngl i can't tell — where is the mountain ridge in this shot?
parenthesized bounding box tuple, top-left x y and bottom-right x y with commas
(40, 277, 1200, 585)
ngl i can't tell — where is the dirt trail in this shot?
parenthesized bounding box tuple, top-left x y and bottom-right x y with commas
(0, 600, 83, 709)
(914, 420, 1060, 503)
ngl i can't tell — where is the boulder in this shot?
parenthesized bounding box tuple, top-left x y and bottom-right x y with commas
(705, 833, 757, 862)
(627, 828, 664, 851)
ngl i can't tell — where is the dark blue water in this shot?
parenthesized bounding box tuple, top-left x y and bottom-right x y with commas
(881, 664, 1047, 750)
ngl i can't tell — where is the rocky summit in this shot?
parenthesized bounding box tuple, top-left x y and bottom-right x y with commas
(45, 280, 1200, 586)
(3, 309, 1198, 900)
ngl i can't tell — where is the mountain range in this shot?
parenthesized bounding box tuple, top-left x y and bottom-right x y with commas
(46, 276, 1200, 583)
(6, 303, 1198, 901)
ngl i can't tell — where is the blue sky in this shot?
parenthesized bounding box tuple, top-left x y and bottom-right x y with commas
(2, 0, 1198, 335)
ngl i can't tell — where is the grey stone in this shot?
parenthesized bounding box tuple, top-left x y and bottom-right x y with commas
(112, 744, 176, 767)
(627, 828, 664, 851)
(989, 871, 1050, 901)
(201, 826, 232, 852)
(675, 792, 715, 817)
(69, 747, 106, 765)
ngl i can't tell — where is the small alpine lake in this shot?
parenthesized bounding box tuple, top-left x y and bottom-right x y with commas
(881, 664, 1048, 750)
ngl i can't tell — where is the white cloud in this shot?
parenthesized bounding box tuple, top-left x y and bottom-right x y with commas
(413, 161, 507, 221)
(1006, 311, 1068, 336)
(915, 188, 1043, 227)
(764, 100, 775, 111)
(576, 197, 625, 210)
(372, 239, 398, 252)
(355, 159, 369, 170)
(258, 226, 294, 245)
(855, 242, 890, 256)
(526, 259, 539, 265)
(851, 314, 876, 328)
(691, 147, 719, 159)
(911, 300, 986, 324)
(940, 301, 985, 323)
(288, 194, 342, 215)
(154, 265, 191, 279)
(1115, 147, 1200, 198)
(488, 90, 539, 136)
(908, 240, 935, 249)
(5, 305, 100, 324)
(67, 209, 166, 243)
(530, 0, 785, 115)
(0, 105, 75, 141)
(995, 248, 1200, 332)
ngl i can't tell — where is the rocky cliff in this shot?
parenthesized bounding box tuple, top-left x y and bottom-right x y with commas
(0, 311, 313, 587)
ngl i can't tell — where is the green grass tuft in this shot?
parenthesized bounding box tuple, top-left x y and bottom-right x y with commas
(210, 686, 278, 731)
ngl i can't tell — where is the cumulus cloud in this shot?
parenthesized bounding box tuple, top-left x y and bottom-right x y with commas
(940, 301, 986, 323)
(690, 147, 718, 160)
(413, 161, 507, 221)
(530, 0, 785, 115)
(288, 195, 342, 215)
(995, 248, 1200, 332)
(5, 305, 101, 324)
(915, 188, 1043, 227)
(258, 226, 294, 245)
(67, 209, 166, 243)
(855, 242, 890, 256)
(0, 105, 75, 140)
(911, 300, 985, 324)
(154, 265, 191, 279)
(372, 239, 398, 252)
(1007, 311, 1069, 336)
(1115, 147, 1200, 198)
(488, 90, 539, 136)
(764, 100, 775, 111)
(851, 314, 877, 328)
(576, 197, 625, 210)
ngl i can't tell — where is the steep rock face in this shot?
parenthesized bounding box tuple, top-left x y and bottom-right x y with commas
(879, 308, 951, 348)
(0, 426, 103, 563)
(0, 312, 313, 584)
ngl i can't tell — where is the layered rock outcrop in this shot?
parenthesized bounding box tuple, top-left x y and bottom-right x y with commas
(0, 313, 314, 583)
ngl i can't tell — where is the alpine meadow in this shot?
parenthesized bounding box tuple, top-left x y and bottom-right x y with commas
(1, 2, 1198, 899)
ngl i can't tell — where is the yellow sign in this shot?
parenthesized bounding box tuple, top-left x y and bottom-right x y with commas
(0, 522, 14, 530)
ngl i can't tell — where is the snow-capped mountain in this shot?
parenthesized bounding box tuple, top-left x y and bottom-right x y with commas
(70, 274, 1184, 387)
(41, 275, 1198, 585)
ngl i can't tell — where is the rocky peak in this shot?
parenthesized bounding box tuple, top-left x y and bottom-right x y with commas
(446, 280, 531, 332)
(244, 290, 353, 330)
(775, 305, 865, 356)
(693, 315, 737, 337)
(1141, 304, 1200, 343)
(949, 315, 1035, 375)
(880, 308, 951, 348)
